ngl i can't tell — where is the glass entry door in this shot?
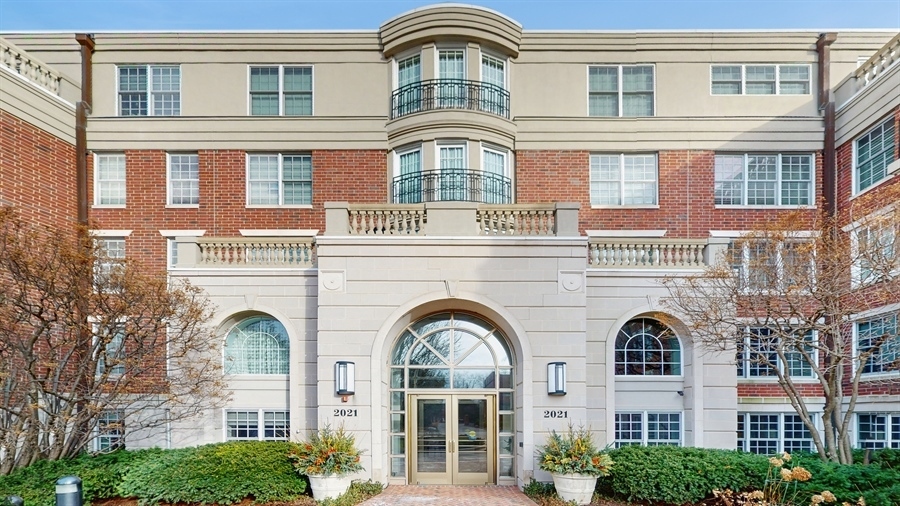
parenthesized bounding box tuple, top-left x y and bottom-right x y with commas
(410, 394, 494, 485)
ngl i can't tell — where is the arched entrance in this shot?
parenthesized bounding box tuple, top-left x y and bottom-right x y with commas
(387, 312, 515, 485)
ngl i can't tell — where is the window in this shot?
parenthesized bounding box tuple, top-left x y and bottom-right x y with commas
(249, 66, 312, 116)
(855, 118, 896, 193)
(715, 154, 813, 206)
(167, 154, 199, 206)
(729, 238, 814, 291)
(95, 238, 126, 287)
(614, 318, 681, 375)
(95, 410, 125, 451)
(736, 327, 815, 379)
(224, 316, 290, 375)
(394, 147, 423, 204)
(96, 323, 126, 376)
(590, 154, 657, 206)
(247, 154, 312, 206)
(857, 413, 900, 449)
(117, 65, 180, 116)
(856, 314, 898, 375)
(225, 410, 290, 441)
(615, 412, 681, 447)
(95, 154, 126, 206)
(737, 413, 815, 454)
(588, 65, 654, 117)
(482, 147, 510, 204)
(711, 64, 810, 95)
(395, 54, 422, 116)
(854, 220, 897, 285)
(481, 54, 507, 115)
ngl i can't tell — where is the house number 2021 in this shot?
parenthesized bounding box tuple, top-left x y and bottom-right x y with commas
(543, 410, 568, 418)
(334, 408, 358, 417)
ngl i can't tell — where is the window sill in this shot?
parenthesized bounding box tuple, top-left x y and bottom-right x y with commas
(92, 204, 127, 209)
(591, 205, 660, 210)
(613, 374, 684, 381)
(715, 205, 816, 210)
(166, 204, 200, 209)
(852, 172, 897, 200)
(247, 114, 314, 118)
(246, 205, 313, 209)
(738, 377, 818, 383)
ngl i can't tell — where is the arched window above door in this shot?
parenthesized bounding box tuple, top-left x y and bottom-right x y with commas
(614, 318, 681, 376)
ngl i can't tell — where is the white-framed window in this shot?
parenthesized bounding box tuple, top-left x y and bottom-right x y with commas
(588, 65, 654, 117)
(397, 53, 421, 88)
(225, 410, 290, 441)
(614, 318, 681, 376)
(855, 314, 898, 375)
(94, 237, 126, 287)
(711, 64, 811, 95)
(394, 145, 423, 204)
(737, 413, 816, 454)
(249, 65, 313, 116)
(94, 321, 126, 377)
(160, 230, 205, 270)
(853, 219, 897, 286)
(247, 154, 312, 206)
(590, 153, 657, 206)
(614, 412, 682, 447)
(439, 49, 466, 79)
(167, 153, 199, 206)
(482, 146, 509, 204)
(95, 154, 126, 206)
(224, 316, 290, 375)
(729, 238, 814, 291)
(117, 65, 180, 116)
(857, 413, 900, 449)
(736, 327, 816, 379)
(715, 153, 813, 207)
(95, 410, 125, 451)
(854, 117, 896, 194)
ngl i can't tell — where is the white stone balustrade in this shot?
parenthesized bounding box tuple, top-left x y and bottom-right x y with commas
(347, 204, 426, 235)
(188, 237, 315, 267)
(0, 37, 62, 96)
(476, 205, 557, 236)
(855, 32, 900, 92)
(588, 238, 709, 268)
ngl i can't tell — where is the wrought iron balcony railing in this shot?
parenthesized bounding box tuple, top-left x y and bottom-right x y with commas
(392, 169, 512, 204)
(390, 79, 510, 119)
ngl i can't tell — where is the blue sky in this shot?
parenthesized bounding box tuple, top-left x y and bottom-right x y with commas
(0, 0, 898, 31)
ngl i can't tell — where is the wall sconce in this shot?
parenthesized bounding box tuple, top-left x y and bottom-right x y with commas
(335, 361, 355, 402)
(547, 362, 566, 396)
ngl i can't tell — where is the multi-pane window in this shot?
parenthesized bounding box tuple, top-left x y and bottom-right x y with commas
(615, 412, 681, 447)
(117, 65, 180, 116)
(614, 318, 681, 376)
(588, 65, 654, 117)
(95, 410, 125, 451)
(225, 410, 290, 441)
(249, 66, 313, 116)
(247, 154, 312, 206)
(857, 413, 900, 449)
(590, 154, 657, 206)
(482, 148, 508, 204)
(855, 220, 897, 285)
(736, 327, 815, 379)
(167, 154, 199, 205)
(96, 323, 126, 376)
(224, 316, 290, 375)
(95, 238, 126, 287)
(855, 118, 896, 193)
(715, 154, 813, 206)
(729, 239, 814, 291)
(481, 54, 507, 115)
(395, 54, 422, 116)
(95, 154, 126, 206)
(395, 148, 423, 204)
(711, 64, 810, 95)
(737, 413, 815, 454)
(856, 314, 899, 375)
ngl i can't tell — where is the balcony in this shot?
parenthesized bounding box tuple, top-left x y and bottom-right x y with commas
(392, 169, 512, 204)
(390, 79, 510, 120)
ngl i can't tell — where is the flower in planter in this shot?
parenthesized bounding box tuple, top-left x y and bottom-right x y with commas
(536, 424, 613, 477)
(288, 424, 365, 477)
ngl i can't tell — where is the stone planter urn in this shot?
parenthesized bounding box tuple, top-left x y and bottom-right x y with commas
(551, 472, 598, 505)
(307, 474, 352, 501)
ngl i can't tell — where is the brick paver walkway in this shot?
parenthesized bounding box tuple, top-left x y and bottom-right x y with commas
(358, 485, 534, 505)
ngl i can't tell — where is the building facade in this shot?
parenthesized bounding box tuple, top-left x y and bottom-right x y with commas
(1, 3, 899, 487)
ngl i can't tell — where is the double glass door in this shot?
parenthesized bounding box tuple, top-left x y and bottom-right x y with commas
(410, 394, 494, 485)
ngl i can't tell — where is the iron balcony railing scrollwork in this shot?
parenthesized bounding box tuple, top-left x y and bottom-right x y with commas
(392, 169, 512, 204)
(390, 79, 510, 119)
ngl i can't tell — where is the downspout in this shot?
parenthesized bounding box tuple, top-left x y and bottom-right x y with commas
(817, 32, 837, 216)
(75, 33, 94, 228)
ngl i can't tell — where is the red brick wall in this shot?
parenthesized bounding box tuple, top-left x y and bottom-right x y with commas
(737, 382, 824, 398)
(0, 110, 77, 230)
(89, 149, 387, 272)
(516, 149, 821, 237)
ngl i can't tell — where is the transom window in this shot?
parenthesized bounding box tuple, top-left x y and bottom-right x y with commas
(249, 66, 313, 116)
(588, 65, 654, 117)
(715, 154, 813, 206)
(615, 412, 681, 447)
(226, 410, 290, 441)
(737, 413, 815, 454)
(614, 318, 681, 376)
(736, 327, 815, 379)
(95, 154, 126, 206)
(711, 64, 810, 95)
(247, 154, 312, 206)
(224, 316, 290, 375)
(590, 154, 658, 206)
(855, 118, 896, 194)
(117, 65, 180, 116)
(856, 314, 898, 375)
(167, 154, 199, 206)
(857, 413, 900, 449)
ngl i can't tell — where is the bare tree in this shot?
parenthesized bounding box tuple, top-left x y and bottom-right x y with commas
(0, 206, 229, 474)
(662, 186, 900, 464)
